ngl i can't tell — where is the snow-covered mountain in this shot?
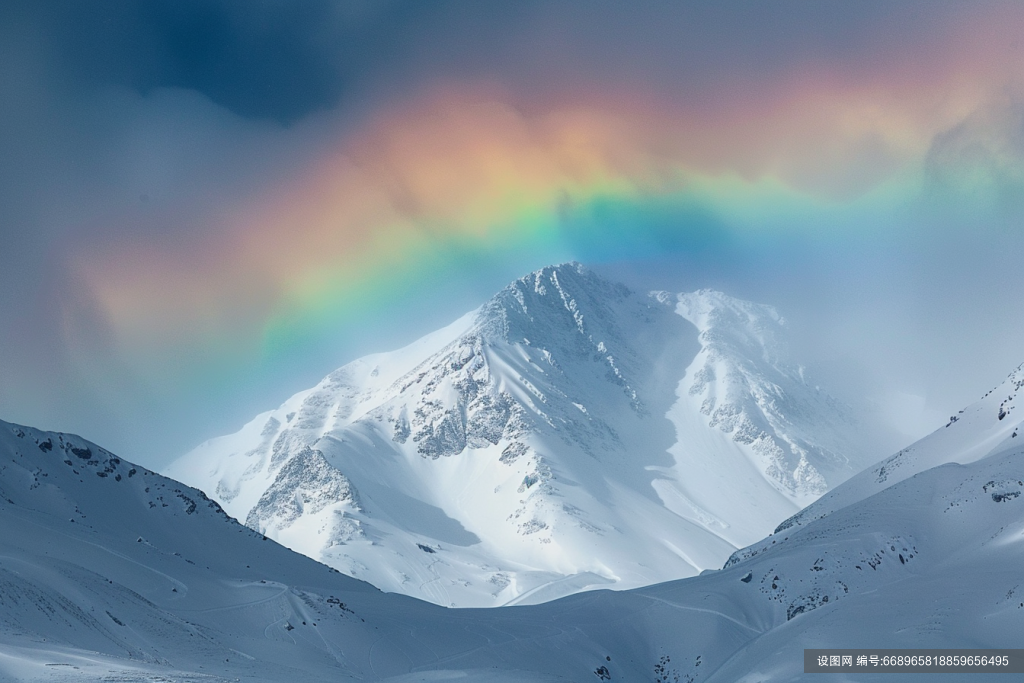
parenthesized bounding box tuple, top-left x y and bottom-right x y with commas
(3, 357, 1023, 681)
(0, 419, 389, 682)
(166, 263, 876, 607)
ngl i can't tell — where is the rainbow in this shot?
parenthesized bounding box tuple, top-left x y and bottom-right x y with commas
(73, 6, 1024, 387)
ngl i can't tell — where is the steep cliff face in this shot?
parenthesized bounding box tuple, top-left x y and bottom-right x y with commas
(167, 263, 873, 606)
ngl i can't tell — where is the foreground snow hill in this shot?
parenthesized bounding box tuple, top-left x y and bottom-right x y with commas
(0, 419, 390, 682)
(3, 361, 1023, 681)
(167, 262, 874, 607)
(738, 361, 1024, 553)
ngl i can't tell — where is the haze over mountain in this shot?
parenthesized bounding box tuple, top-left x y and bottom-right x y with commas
(2, 356, 1022, 681)
(166, 263, 882, 607)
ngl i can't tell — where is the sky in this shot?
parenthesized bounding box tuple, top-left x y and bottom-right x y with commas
(2, 1, 1023, 468)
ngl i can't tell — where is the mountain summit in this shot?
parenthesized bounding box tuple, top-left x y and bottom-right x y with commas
(166, 263, 873, 606)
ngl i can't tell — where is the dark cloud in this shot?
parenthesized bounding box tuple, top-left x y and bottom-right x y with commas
(7, 0, 382, 123)
(2, 1, 972, 124)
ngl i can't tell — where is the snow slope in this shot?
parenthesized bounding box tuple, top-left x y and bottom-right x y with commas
(0, 419, 396, 682)
(749, 361, 1024, 545)
(166, 263, 874, 607)
(4, 358, 1024, 681)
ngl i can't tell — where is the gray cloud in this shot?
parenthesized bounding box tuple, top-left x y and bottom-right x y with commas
(925, 94, 1024, 211)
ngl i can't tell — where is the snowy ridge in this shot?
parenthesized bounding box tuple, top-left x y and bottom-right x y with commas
(245, 445, 360, 534)
(670, 289, 858, 500)
(166, 263, 876, 607)
(0, 418, 387, 683)
(738, 361, 1024, 554)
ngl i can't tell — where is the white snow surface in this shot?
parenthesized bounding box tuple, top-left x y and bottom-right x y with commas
(2, 360, 1023, 681)
(165, 263, 875, 607)
(738, 360, 1024, 550)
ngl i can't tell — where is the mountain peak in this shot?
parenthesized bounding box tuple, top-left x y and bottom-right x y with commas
(166, 265, 876, 607)
(474, 261, 632, 343)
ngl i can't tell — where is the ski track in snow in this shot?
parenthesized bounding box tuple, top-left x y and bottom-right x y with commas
(1, 506, 190, 598)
